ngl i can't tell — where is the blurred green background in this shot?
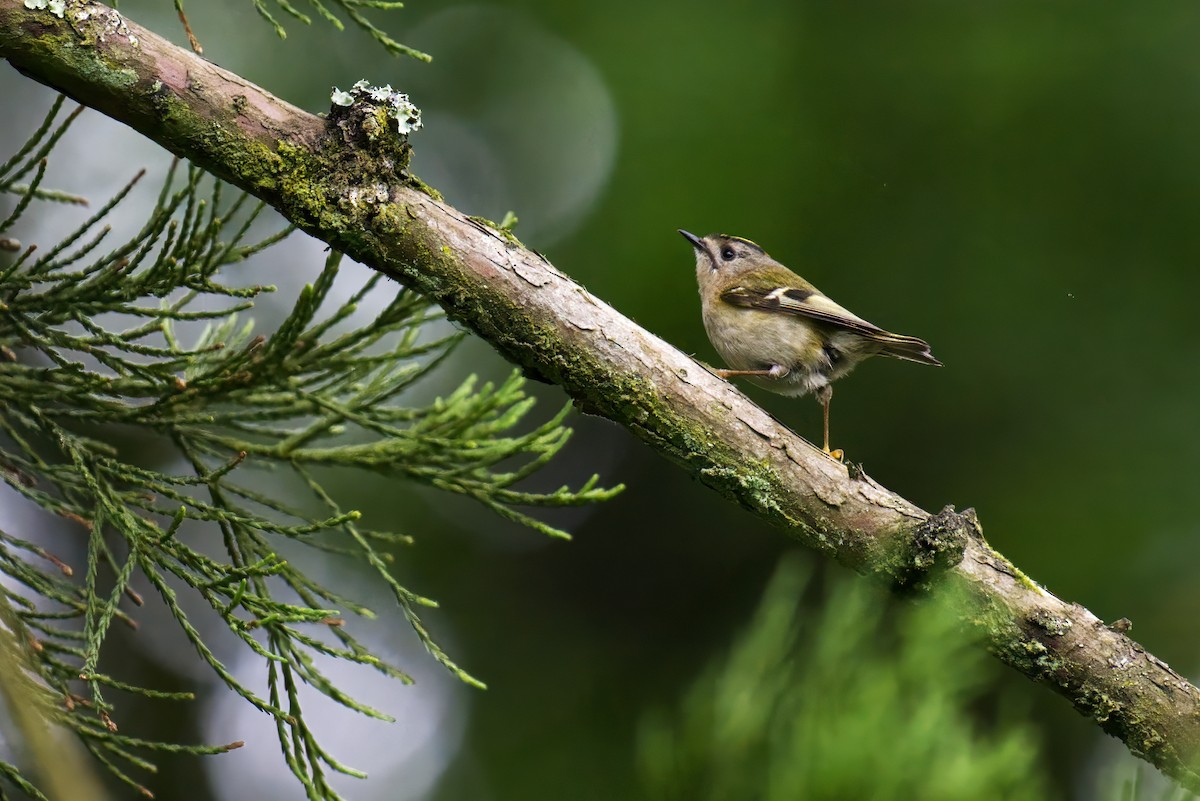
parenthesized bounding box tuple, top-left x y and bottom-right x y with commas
(5, 0, 1200, 798)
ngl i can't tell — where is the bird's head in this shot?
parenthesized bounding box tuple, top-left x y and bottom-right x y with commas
(678, 230, 773, 293)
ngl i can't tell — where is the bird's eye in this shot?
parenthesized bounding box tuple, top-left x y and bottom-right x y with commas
(720, 246, 736, 261)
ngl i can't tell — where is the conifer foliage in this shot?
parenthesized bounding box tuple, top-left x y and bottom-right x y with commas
(0, 96, 620, 799)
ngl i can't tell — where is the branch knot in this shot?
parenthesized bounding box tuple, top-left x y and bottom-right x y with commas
(888, 505, 975, 592)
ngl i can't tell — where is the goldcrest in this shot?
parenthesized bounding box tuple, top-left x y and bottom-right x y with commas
(680, 230, 940, 458)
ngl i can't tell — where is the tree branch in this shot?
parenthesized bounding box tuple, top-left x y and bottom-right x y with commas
(3, 0, 1198, 788)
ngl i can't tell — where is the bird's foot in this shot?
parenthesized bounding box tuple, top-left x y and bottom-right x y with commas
(823, 446, 844, 462)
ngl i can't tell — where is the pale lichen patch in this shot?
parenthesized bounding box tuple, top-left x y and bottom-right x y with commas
(329, 80, 423, 137)
(53, 1, 141, 46)
(341, 183, 393, 211)
(24, 0, 64, 17)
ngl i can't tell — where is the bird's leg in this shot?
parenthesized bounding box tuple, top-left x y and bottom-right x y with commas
(713, 364, 789, 380)
(817, 385, 843, 461)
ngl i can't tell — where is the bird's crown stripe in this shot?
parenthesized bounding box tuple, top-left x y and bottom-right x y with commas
(719, 235, 764, 251)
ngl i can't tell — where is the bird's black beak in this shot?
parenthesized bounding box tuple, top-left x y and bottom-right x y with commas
(678, 229, 705, 251)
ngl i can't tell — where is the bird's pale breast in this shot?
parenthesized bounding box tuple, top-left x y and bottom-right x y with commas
(701, 301, 831, 398)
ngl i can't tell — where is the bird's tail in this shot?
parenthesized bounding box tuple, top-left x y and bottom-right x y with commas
(874, 333, 942, 367)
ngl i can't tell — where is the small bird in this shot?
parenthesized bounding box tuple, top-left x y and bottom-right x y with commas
(680, 230, 941, 459)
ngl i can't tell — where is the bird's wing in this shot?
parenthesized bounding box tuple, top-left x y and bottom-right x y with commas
(720, 285, 883, 337)
(720, 285, 942, 366)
